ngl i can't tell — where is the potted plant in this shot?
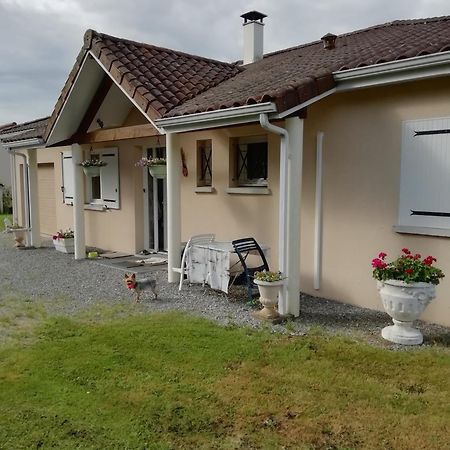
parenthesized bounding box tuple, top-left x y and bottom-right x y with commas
(7, 222, 27, 248)
(252, 270, 285, 321)
(372, 248, 444, 345)
(80, 159, 107, 177)
(52, 229, 75, 253)
(135, 157, 167, 179)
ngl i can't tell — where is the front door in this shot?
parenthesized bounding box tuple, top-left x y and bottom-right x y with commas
(145, 147, 167, 252)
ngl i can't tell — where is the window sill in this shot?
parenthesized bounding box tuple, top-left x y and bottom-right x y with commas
(194, 186, 215, 193)
(84, 204, 107, 211)
(393, 225, 450, 238)
(226, 187, 271, 195)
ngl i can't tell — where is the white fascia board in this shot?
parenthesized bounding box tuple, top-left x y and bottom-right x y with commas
(4, 138, 44, 149)
(334, 51, 450, 91)
(155, 102, 277, 133)
(88, 51, 163, 134)
(46, 53, 90, 146)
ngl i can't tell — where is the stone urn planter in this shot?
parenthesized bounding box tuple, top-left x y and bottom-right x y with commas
(148, 165, 166, 179)
(53, 237, 75, 254)
(377, 280, 436, 345)
(253, 278, 285, 321)
(82, 166, 101, 177)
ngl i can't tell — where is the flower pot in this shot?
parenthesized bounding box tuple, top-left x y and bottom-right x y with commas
(377, 280, 436, 345)
(12, 229, 26, 248)
(83, 166, 100, 177)
(253, 279, 284, 320)
(148, 165, 166, 179)
(53, 237, 75, 254)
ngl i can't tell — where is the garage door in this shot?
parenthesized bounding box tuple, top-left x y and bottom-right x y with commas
(37, 163, 57, 236)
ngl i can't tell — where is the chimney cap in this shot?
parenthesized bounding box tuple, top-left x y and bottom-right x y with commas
(321, 33, 337, 49)
(241, 11, 267, 23)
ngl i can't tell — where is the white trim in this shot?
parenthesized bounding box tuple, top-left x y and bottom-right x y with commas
(46, 54, 89, 145)
(156, 102, 277, 133)
(334, 51, 450, 91)
(314, 132, 324, 290)
(88, 51, 163, 134)
(226, 187, 270, 195)
(393, 225, 450, 238)
(194, 186, 215, 193)
(274, 89, 337, 119)
(4, 138, 44, 149)
(142, 147, 150, 250)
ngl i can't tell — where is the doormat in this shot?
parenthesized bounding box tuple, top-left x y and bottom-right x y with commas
(100, 252, 133, 259)
(111, 257, 167, 269)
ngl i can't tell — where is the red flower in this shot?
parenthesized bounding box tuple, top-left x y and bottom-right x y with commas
(414, 253, 421, 260)
(378, 252, 387, 259)
(372, 258, 387, 269)
(405, 268, 414, 274)
(402, 248, 411, 255)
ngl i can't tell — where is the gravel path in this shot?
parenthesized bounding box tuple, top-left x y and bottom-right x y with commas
(1, 233, 449, 349)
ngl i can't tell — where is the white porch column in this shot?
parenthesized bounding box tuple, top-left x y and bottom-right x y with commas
(71, 143, 86, 260)
(27, 148, 41, 247)
(167, 132, 181, 282)
(285, 117, 304, 316)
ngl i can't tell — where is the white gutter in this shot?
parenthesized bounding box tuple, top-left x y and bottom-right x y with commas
(156, 102, 277, 133)
(259, 113, 289, 313)
(334, 51, 450, 91)
(88, 51, 163, 134)
(4, 138, 43, 149)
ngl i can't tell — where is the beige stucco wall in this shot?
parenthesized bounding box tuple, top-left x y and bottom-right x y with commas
(301, 77, 450, 326)
(16, 139, 155, 253)
(178, 124, 281, 269)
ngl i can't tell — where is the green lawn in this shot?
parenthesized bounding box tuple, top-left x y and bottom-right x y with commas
(0, 213, 12, 232)
(1, 303, 450, 449)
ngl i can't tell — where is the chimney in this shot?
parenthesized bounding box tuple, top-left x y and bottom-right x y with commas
(321, 33, 337, 50)
(241, 11, 267, 64)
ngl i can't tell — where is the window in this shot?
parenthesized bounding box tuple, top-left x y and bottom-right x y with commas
(197, 139, 212, 187)
(61, 147, 120, 209)
(231, 136, 268, 187)
(398, 117, 450, 230)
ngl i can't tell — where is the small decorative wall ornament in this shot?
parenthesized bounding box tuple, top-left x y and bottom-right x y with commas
(181, 148, 188, 177)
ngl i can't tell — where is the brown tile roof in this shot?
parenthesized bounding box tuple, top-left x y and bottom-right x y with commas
(167, 15, 450, 117)
(45, 30, 242, 140)
(0, 122, 17, 132)
(45, 15, 450, 140)
(0, 117, 49, 143)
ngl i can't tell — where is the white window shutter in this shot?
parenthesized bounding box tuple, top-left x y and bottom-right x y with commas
(100, 148, 120, 209)
(399, 117, 450, 229)
(61, 150, 74, 205)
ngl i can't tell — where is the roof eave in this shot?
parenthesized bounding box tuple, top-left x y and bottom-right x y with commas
(334, 51, 450, 91)
(155, 102, 277, 133)
(1, 138, 44, 149)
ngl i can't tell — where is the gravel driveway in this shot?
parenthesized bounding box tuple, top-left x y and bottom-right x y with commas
(1, 233, 449, 348)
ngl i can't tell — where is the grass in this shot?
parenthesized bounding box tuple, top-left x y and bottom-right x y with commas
(1, 301, 450, 449)
(0, 213, 12, 232)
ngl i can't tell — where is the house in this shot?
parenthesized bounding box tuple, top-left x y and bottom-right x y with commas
(2, 12, 450, 326)
(0, 122, 17, 212)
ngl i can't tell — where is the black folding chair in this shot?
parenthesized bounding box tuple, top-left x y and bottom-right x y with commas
(232, 237, 269, 299)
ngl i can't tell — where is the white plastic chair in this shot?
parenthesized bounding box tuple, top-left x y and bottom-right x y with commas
(173, 234, 215, 291)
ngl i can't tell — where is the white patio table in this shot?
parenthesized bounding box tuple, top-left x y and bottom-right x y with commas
(187, 241, 269, 293)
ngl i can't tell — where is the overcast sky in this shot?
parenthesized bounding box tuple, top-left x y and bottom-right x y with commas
(1, 0, 449, 125)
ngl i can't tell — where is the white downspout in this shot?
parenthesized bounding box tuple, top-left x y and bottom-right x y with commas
(259, 113, 289, 314)
(314, 132, 324, 290)
(167, 132, 181, 282)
